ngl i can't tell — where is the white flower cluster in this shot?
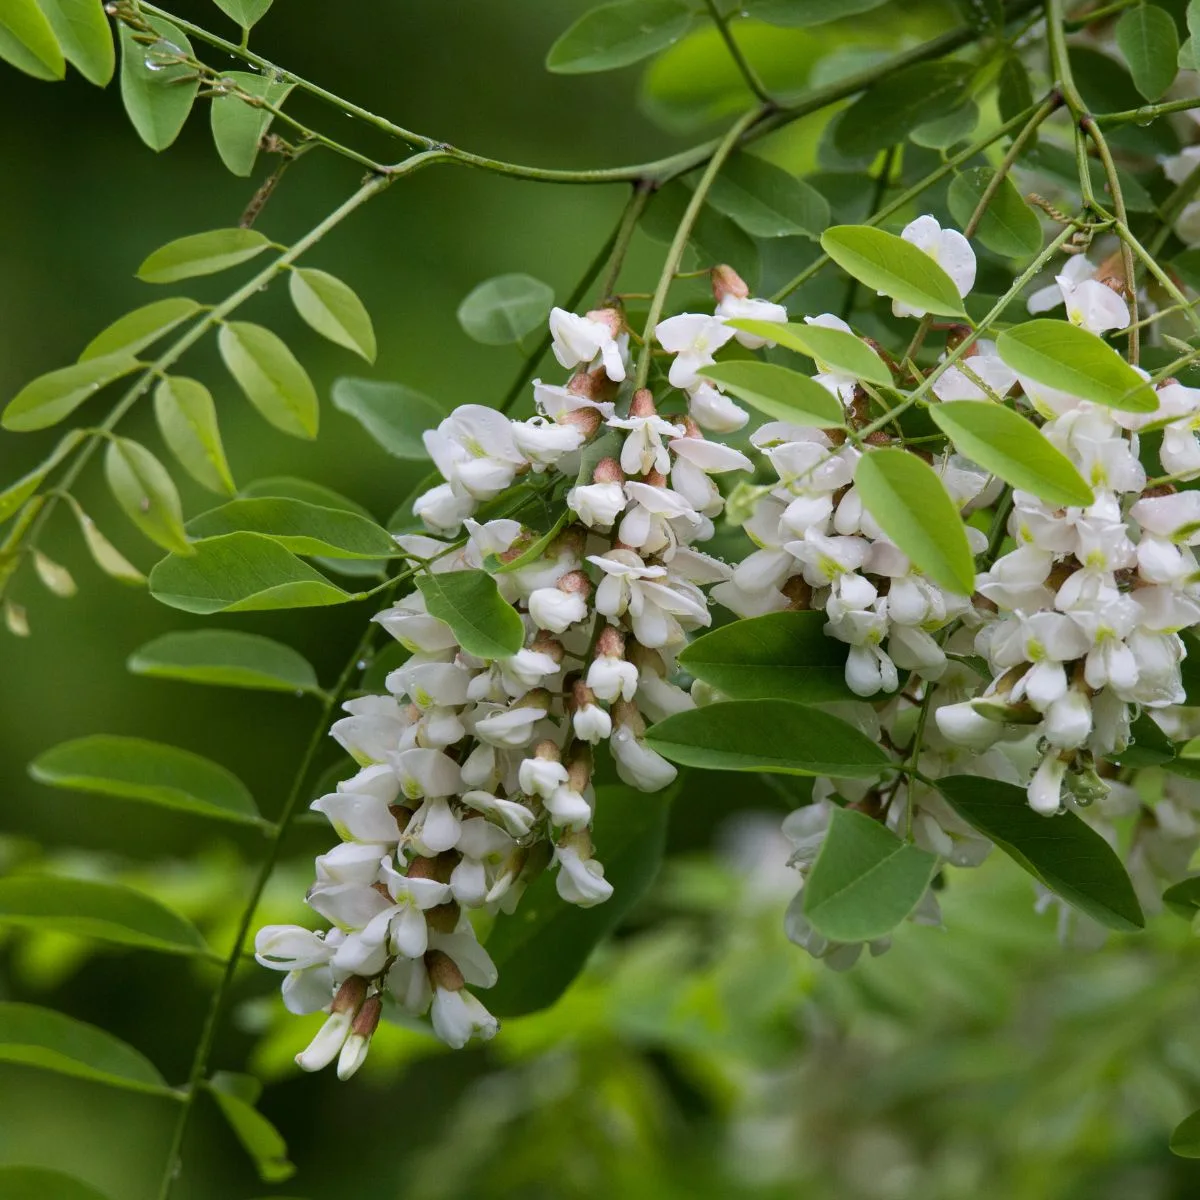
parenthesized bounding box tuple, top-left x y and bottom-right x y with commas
(255, 281, 787, 1069)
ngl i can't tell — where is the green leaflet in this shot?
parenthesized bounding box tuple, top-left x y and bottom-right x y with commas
(996, 320, 1157, 413)
(644, 699, 891, 777)
(417, 570, 525, 659)
(802, 808, 939, 942)
(0, 1001, 173, 1096)
(947, 167, 1042, 259)
(820, 225, 967, 318)
(698, 361, 845, 426)
(148, 532, 357, 614)
(288, 267, 376, 361)
(154, 376, 236, 496)
(0, 875, 211, 956)
(2, 352, 140, 432)
(678, 610, 855, 703)
(854, 448, 976, 595)
(218, 321, 320, 438)
(457, 274, 554, 345)
(137, 228, 272, 283)
(724, 318, 891, 385)
(118, 16, 198, 151)
(38, 0, 113, 86)
(330, 377, 443, 460)
(128, 629, 321, 695)
(81, 298, 202, 362)
(1115, 4, 1179, 102)
(929, 400, 1094, 507)
(937, 776, 1145, 932)
(30, 734, 262, 826)
(707, 153, 830, 239)
(546, 0, 692, 74)
(103, 437, 191, 555)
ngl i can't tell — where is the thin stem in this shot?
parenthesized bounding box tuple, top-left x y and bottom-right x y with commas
(839, 146, 896, 320)
(3, 155, 445, 602)
(1083, 116, 1140, 360)
(633, 108, 763, 390)
(963, 92, 1062, 238)
(497, 186, 651, 417)
(154, 587, 403, 1199)
(1117, 219, 1200, 338)
(1065, 0, 1140, 25)
(136, 0, 1041, 186)
(1095, 96, 1200, 127)
(772, 99, 1046, 302)
(1149, 157, 1200, 258)
(703, 0, 772, 104)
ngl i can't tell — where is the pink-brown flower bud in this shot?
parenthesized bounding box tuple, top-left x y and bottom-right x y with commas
(711, 264, 749, 303)
(630, 388, 657, 418)
(332, 975, 368, 1015)
(595, 624, 626, 660)
(557, 569, 592, 598)
(425, 949, 465, 991)
(592, 456, 625, 485)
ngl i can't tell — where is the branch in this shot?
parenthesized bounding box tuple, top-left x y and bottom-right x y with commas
(702, 0, 772, 105)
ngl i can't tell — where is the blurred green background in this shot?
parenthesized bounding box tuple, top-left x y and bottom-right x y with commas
(4, 1, 1200, 1196)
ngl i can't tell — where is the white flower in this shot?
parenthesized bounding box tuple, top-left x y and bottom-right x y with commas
(424, 405, 526, 501)
(610, 719, 678, 791)
(587, 654, 638, 703)
(430, 987, 500, 1049)
(412, 482, 476, 535)
(688, 383, 748, 432)
(296, 1008, 355, 1073)
(608, 413, 684, 476)
(567, 480, 626, 528)
(892, 214, 976, 318)
(511, 416, 584, 467)
(528, 585, 589, 633)
(1060, 276, 1130, 334)
(461, 788, 536, 837)
(374, 593, 458, 654)
(553, 839, 614, 907)
(390, 747, 462, 800)
(716, 294, 788, 347)
(1028, 752, 1067, 815)
(573, 701, 612, 744)
(548, 307, 626, 381)
(533, 379, 616, 422)
(331, 695, 414, 765)
(310, 764, 402, 844)
(932, 343, 1017, 402)
(1027, 253, 1094, 314)
(545, 783, 593, 829)
(655, 313, 737, 390)
(254, 925, 340, 1015)
(473, 703, 547, 749)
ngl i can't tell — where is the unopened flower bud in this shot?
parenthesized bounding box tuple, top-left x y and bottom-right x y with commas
(425, 899, 461, 934)
(629, 388, 657, 418)
(711, 264, 750, 303)
(586, 307, 623, 338)
(571, 680, 611, 744)
(425, 949, 466, 992)
(336, 994, 381, 1081)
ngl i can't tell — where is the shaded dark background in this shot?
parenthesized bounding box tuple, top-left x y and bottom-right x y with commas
(3, 2, 1200, 1197)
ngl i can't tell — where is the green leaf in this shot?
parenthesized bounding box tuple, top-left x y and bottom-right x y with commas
(118, 16, 199, 151)
(0, 429, 83, 522)
(644, 699, 891, 777)
(330, 377, 443, 460)
(820, 225, 967, 318)
(746, 0, 888, 25)
(0, 1001, 171, 1095)
(802, 808, 938, 942)
(154, 375, 235, 496)
(0, 1167, 115, 1200)
(0, 875, 210, 956)
(148, 531, 356, 614)
(417, 569, 524, 659)
(210, 70, 293, 176)
(947, 166, 1043, 259)
(725, 319, 891, 385)
(937, 776, 1145, 932)
(38, 0, 114, 86)
(104, 437, 191, 555)
(929, 400, 1094, 507)
(206, 1076, 295, 1183)
(31, 734, 261, 826)
(187, 496, 400, 559)
(137, 228, 271, 284)
(1171, 1108, 1200, 1158)
(2, 352, 140, 432)
(997, 54, 1034, 123)
(697, 361, 845, 427)
(1116, 4, 1179, 102)
(288, 267, 375, 361)
(910, 101, 980, 151)
(678, 610, 855, 703)
(128, 629, 320, 695)
(707, 153, 830, 239)
(238, 475, 375, 519)
(457, 273, 554, 346)
(211, 0, 274, 28)
(67, 501, 145, 587)
(854, 448, 976, 594)
(218, 321, 319, 439)
(835, 62, 974, 159)
(486, 781, 674, 1016)
(1162, 876, 1200, 920)
(996, 319, 1157, 413)
(546, 0, 691, 73)
(81, 297, 202, 362)
(0, 0, 64, 79)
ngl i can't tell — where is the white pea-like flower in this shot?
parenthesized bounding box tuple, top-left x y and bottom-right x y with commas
(655, 312, 737, 390)
(892, 214, 976, 319)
